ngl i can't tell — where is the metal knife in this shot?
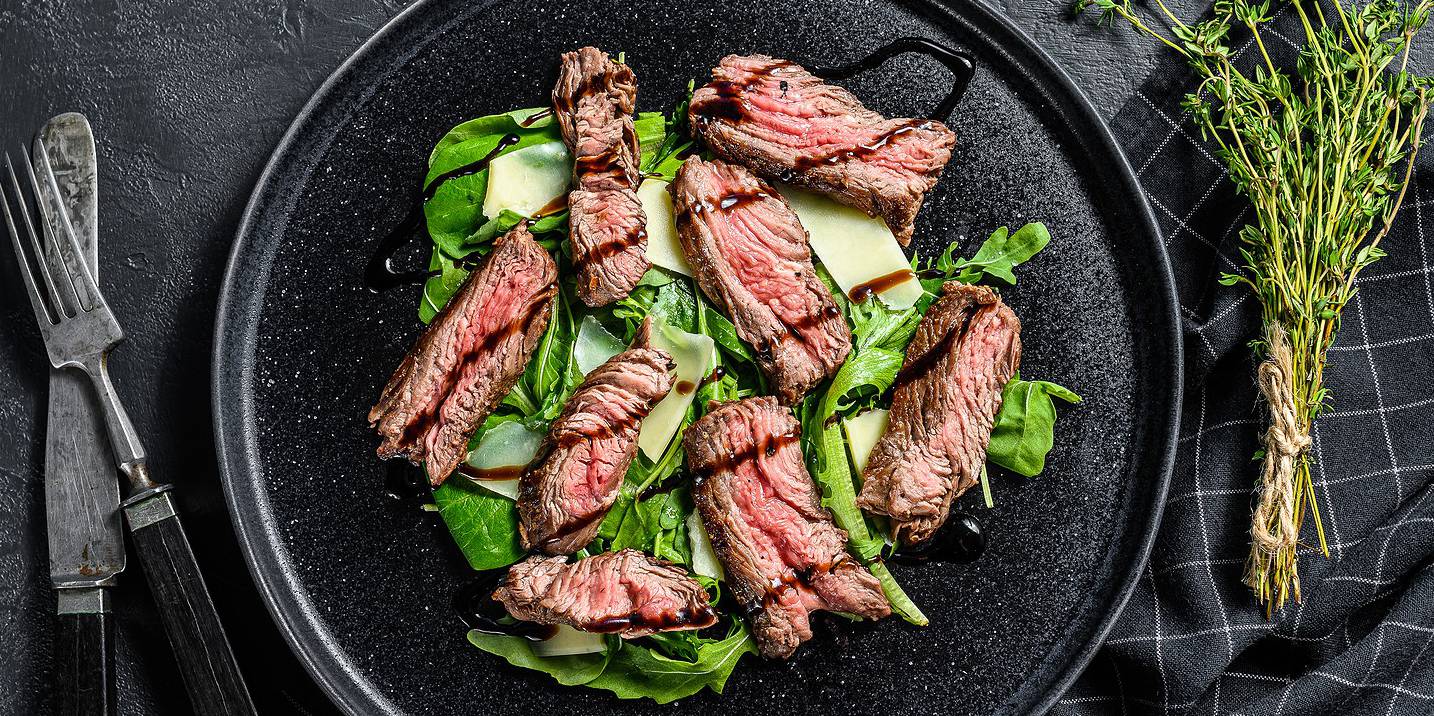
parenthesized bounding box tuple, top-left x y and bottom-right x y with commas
(37, 113, 123, 716)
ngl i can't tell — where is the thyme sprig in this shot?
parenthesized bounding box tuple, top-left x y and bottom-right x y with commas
(1077, 0, 1432, 614)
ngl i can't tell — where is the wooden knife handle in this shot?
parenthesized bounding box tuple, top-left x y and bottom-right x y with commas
(123, 488, 257, 716)
(54, 588, 116, 716)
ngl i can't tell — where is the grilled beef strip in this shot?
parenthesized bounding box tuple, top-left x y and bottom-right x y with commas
(553, 46, 651, 307)
(518, 323, 675, 554)
(856, 283, 1021, 545)
(494, 550, 717, 637)
(688, 54, 956, 245)
(669, 157, 850, 404)
(369, 225, 557, 486)
(685, 397, 889, 659)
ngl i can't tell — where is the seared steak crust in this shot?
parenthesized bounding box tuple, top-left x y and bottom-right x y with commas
(688, 54, 955, 245)
(494, 550, 717, 637)
(685, 397, 889, 659)
(369, 226, 557, 485)
(856, 283, 1021, 544)
(669, 157, 850, 404)
(518, 339, 675, 554)
(553, 46, 650, 306)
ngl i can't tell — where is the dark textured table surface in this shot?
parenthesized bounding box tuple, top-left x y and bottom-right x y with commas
(0, 1, 1194, 713)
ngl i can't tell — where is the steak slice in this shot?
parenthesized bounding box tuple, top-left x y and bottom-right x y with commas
(494, 550, 717, 637)
(518, 327, 675, 554)
(553, 46, 650, 306)
(688, 54, 956, 245)
(369, 225, 557, 485)
(669, 157, 850, 404)
(856, 283, 1021, 545)
(685, 397, 889, 659)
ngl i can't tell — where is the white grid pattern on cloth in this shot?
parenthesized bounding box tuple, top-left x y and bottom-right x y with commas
(1050, 7, 1434, 713)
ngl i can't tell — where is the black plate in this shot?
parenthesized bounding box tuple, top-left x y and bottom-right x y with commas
(213, 0, 1181, 713)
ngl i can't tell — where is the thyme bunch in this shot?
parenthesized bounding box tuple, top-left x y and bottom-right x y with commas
(1077, 0, 1432, 614)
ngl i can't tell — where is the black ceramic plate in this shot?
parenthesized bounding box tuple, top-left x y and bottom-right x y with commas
(214, 0, 1180, 713)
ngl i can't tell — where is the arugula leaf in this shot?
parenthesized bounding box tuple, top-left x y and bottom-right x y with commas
(819, 347, 904, 418)
(697, 297, 752, 363)
(608, 487, 693, 567)
(641, 81, 695, 180)
(922, 223, 1051, 289)
(434, 478, 526, 570)
(582, 625, 756, 703)
(522, 287, 582, 422)
(987, 374, 1082, 478)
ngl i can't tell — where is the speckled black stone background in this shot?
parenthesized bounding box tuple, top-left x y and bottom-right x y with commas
(0, 1, 1199, 714)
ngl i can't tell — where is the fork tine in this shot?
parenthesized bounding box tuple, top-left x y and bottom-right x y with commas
(3, 153, 63, 324)
(21, 144, 98, 314)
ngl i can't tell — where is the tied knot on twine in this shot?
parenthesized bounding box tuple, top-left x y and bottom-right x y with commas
(1250, 325, 1312, 555)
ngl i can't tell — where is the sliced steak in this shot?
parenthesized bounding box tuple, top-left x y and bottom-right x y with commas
(856, 283, 1021, 545)
(553, 46, 650, 306)
(494, 550, 717, 637)
(688, 54, 956, 245)
(669, 157, 850, 404)
(518, 327, 675, 554)
(369, 225, 557, 485)
(685, 397, 889, 659)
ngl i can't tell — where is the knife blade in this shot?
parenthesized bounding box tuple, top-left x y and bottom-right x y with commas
(38, 113, 122, 716)
(39, 113, 124, 587)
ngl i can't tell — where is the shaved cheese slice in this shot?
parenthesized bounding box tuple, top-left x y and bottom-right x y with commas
(531, 624, 606, 657)
(482, 142, 571, 219)
(637, 322, 715, 460)
(843, 408, 890, 475)
(637, 179, 694, 276)
(474, 478, 520, 500)
(777, 185, 924, 310)
(575, 315, 626, 375)
(687, 510, 725, 581)
(465, 421, 544, 500)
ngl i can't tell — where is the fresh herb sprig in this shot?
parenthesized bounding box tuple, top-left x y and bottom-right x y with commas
(1077, 0, 1432, 613)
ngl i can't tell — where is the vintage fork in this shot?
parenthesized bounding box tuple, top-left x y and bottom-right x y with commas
(2, 143, 257, 716)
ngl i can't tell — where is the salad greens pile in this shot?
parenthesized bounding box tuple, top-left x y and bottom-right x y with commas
(411, 93, 1078, 701)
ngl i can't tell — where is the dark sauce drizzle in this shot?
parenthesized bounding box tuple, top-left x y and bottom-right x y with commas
(519, 107, 553, 127)
(848, 268, 917, 303)
(808, 36, 976, 122)
(364, 133, 523, 292)
(383, 462, 432, 503)
(700, 365, 727, 388)
(453, 570, 558, 640)
(891, 511, 986, 564)
(455, 463, 525, 482)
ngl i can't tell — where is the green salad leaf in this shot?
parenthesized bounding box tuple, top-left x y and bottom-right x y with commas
(434, 478, 526, 571)
(584, 625, 755, 703)
(466, 631, 611, 685)
(987, 374, 1082, 478)
(468, 623, 755, 705)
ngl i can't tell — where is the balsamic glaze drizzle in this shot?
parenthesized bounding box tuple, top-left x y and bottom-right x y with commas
(809, 37, 977, 122)
(453, 571, 559, 640)
(364, 134, 523, 292)
(383, 462, 432, 503)
(891, 511, 987, 564)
